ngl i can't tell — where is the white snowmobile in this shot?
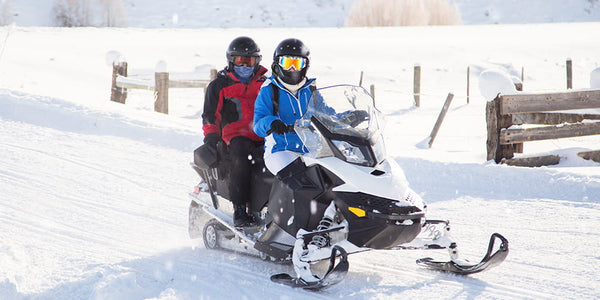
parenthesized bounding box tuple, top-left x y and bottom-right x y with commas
(188, 84, 508, 290)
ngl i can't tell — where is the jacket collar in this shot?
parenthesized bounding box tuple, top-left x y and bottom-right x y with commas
(271, 76, 315, 92)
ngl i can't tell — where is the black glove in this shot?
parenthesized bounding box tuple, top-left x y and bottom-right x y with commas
(203, 133, 221, 150)
(343, 110, 370, 127)
(269, 119, 288, 134)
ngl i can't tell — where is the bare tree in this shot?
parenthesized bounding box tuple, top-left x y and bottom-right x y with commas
(52, 0, 126, 27)
(53, 0, 92, 27)
(99, 0, 127, 27)
(1, 0, 12, 25)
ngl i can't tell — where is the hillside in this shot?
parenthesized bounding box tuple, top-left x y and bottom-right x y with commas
(3, 0, 600, 27)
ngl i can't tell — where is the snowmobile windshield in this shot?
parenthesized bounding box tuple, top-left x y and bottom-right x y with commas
(295, 85, 386, 167)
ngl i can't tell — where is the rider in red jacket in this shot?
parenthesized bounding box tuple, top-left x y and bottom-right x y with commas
(200, 36, 267, 227)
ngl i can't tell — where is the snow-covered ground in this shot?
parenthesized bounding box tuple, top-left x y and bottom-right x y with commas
(1, 1, 600, 300)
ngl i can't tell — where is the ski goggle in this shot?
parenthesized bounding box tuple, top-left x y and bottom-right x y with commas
(278, 56, 306, 71)
(233, 56, 256, 66)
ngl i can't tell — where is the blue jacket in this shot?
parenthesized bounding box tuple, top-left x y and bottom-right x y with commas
(253, 76, 316, 154)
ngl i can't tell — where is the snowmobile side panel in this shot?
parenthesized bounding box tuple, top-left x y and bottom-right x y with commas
(333, 192, 423, 249)
(254, 222, 296, 259)
(267, 159, 343, 238)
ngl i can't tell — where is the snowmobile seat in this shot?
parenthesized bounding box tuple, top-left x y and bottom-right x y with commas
(193, 140, 231, 180)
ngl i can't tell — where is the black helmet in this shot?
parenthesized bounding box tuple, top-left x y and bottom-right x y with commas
(226, 36, 262, 71)
(272, 38, 310, 85)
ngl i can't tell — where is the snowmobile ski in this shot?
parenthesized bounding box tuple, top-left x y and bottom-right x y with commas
(416, 233, 509, 275)
(271, 246, 349, 290)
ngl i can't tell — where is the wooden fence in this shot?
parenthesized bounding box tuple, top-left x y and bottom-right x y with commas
(110, 61, 217, 114)
(486, 89, 600, 166)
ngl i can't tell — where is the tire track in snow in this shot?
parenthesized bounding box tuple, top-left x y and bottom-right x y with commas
(350, 258, 556, 299)
(2, 133, 189, 226)
(1, 124, 192, 269)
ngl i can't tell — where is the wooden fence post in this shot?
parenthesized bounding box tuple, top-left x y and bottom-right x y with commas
(154, 72, 169, 114)
(428, 93, 454, 148)
(370, 84, 375, 107)
(486, 96, 515, 162)
(210, 69, 218, 81)
(466, 66, 470, 104)
(110, 61, 128, 103)
(566, 58, 572, 89)
(521, 66, 524, 90)
(486, 100, 499, 161)
(413, 64, 421, 107)
(359, 71, 364, 87)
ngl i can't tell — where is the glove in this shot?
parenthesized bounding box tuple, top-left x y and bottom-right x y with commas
(203, 133, 221, 150)
(269, 119, 288, 134)
(343, 110, 370, 127)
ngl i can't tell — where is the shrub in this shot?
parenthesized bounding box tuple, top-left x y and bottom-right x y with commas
(345, 0, 462, 27)
(425, 0, 462, 25)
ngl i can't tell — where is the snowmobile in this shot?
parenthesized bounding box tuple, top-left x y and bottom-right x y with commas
(188, 84, 509, 290)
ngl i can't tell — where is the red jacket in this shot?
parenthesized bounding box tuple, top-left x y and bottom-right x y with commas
(202, 66, 267, 144)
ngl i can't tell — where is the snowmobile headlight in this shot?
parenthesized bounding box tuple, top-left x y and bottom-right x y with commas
(331, 140, 373, 166)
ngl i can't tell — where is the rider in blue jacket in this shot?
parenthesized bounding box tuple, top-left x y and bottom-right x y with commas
(253, 38, 316, 175)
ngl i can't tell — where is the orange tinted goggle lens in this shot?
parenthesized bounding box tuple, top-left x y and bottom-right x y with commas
(278, 56, 306, 70)
(233, 56, 256, 66)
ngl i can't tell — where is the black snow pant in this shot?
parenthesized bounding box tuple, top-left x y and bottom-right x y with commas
(227, 136, 265, 208)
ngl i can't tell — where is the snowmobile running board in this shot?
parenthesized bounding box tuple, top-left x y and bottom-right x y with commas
(270, 246, 349, 290)
(416, 233, 509, 275)
(195, 196, 259, 246)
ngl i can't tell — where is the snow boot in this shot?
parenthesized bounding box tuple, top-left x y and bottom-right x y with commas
(234, 204, 256, 228)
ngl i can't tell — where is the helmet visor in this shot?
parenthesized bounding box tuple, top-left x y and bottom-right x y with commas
(233, 56, 257, 67)
(278, 56, 306, 71)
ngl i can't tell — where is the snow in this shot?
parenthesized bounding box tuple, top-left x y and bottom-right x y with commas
(591, 67, 600, 88)
(1, 1, 600, 300)
(478, 69, 518, 100)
